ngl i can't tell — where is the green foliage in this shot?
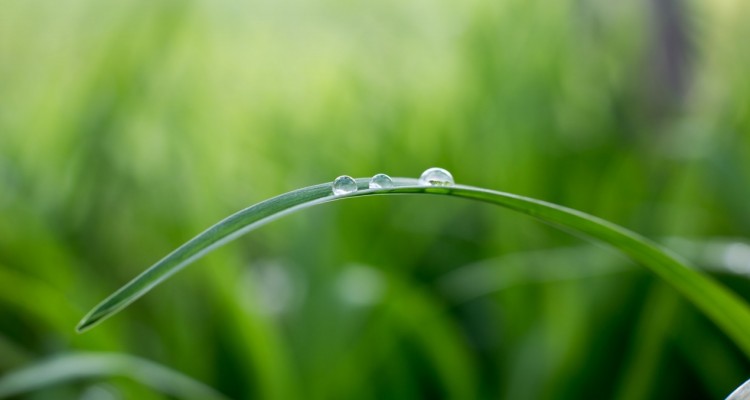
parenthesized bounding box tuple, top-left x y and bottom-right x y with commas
(0, 352, 228, 400)
(2, 0, 750, 398)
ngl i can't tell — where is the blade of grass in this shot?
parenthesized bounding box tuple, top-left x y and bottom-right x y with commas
(0, 352, 228, 400)
(437, 245, 633, 303)
(76, 177, 750, 359)
(726, 378, 750, 400)
(613, 283, 680, 400)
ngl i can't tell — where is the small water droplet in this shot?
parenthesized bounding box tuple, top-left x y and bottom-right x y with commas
(332, 175, 358, 195)
(419, 167, 454, 186)
(369, 173, 394, 189)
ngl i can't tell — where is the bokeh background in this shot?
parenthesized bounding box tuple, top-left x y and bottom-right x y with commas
(2, 0, 750, 398)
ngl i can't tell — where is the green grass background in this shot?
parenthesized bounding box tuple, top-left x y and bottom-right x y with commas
(2, 0, 750, 398)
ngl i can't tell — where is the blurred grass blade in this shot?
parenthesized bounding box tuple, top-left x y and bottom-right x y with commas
(0, 352, 228, 399)
(438, 245, 632, 302)
(77, 178, 750, 358)
(726, 378, 750, 400)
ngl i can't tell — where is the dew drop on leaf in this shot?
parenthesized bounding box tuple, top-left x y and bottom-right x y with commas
(419, 167, 454, 186)
(369, 173, 394, 189)
(332, 175, 358, 195)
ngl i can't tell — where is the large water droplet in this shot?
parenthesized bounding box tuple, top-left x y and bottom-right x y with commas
(332, 175, 358, 195)
(369, 173, 394, 189)
(419, 167, 454, 186)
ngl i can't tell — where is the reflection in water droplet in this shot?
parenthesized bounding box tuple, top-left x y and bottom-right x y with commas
(369, 173, 394, 189)
(332, 175, 358, 195)
(419, 167, 454, 186)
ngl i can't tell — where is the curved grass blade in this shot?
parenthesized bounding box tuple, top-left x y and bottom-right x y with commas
(0, 352, 228, 399)
(726, 378, 750, 400)
(77, 178, 750, 359)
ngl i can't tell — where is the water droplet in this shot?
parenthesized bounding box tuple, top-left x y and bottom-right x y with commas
(369, 173, 394, 189)
(332, 175, 358, 195)
(419, 167, 454, 186)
